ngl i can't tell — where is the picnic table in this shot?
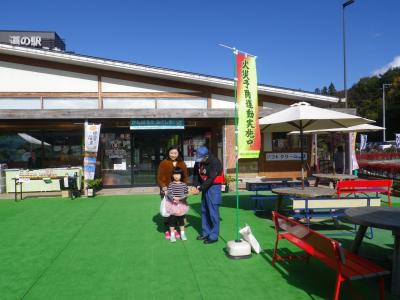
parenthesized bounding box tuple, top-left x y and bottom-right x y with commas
(344, 207, 400, 295)
(271, 187, 336, 212)
(313, 173, 358, 188)
(246, 179, 306, 212)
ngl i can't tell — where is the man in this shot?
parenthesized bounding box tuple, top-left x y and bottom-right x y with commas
(195, 146, 223, 244)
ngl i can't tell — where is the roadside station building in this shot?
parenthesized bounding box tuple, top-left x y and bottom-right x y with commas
(0, 31, 341, 187)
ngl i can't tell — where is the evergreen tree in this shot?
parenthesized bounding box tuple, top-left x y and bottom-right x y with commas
(328, 82, 337, 96)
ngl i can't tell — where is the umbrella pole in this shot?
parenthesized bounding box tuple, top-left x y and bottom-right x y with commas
(300, 123, 305, 189)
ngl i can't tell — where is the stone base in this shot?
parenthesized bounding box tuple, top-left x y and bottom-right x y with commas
(61, 190, 71, 198)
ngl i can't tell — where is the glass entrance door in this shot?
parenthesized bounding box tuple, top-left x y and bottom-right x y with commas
(132, 131, 180, 185)
(101, 132, 132, 186)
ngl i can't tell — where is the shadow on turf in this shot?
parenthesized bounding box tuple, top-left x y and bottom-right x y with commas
(152, 213, 202, 235)
(261, 247, 391, 299)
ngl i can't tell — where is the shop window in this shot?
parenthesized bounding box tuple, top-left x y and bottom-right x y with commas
(43, 98, 98, 109)
(271, 132, 308, 152)
(0, 133, 43, 168)
(41, 131, 83, 167)
(157, 98, 207, 109)
(103, 98, 156, 109)
(0, 98, 41, 109)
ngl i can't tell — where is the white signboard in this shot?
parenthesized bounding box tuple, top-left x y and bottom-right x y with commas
(113, 162, 127, 170)
(84, 123, 101, 153)
(396, 133, 400, 149)
(266, 152, 307, 161)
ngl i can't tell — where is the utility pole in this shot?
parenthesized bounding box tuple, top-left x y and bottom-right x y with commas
(342, 0, 355, 108)
(382, 83, 392, 142)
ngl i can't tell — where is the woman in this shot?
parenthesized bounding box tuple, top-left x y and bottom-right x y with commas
(157, 146, 188, 239)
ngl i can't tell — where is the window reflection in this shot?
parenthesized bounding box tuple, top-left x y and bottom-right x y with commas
(272, 132, 308, 152)
(0, 131, 83, 169)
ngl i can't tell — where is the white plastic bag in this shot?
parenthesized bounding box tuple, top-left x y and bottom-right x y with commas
(160, 196, 170, 217)
(239, 224, 261, 254)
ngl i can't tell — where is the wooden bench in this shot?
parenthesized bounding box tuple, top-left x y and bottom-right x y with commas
(291, 196, 381, 227)
(272, 212, 389, 300)
(337, 179, 393, 207)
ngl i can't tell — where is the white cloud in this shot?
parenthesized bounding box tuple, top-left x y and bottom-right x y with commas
(372, 56, 400, 76)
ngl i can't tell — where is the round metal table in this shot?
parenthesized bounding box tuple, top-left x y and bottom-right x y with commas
(271, 187, 336, 212)
(345, 207, 400, 295)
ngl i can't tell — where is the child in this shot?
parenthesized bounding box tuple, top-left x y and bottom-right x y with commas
(165, 167, 189, 242)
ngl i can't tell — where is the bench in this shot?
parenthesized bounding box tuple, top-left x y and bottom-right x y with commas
(12, 175, 79, 201)
(246, 179, 308, 212)
(291, 196, 381, 226)
(272, 212, 389, 300)
(337, 179, 393, 207)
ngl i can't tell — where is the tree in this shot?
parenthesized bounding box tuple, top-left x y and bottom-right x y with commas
(346, 67, 400, 141)
(328, 83, 337, 96)
(321, 86, 328, 95)
(314, 88, 321, 94)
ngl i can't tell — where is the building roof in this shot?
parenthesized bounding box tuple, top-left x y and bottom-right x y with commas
(0, 43, 339, 104)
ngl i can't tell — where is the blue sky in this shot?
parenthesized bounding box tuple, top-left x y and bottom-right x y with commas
(1, 0, 399, 92)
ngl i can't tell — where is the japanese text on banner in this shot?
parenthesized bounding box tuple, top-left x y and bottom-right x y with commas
(236, 53, 260, 159)
(85, 124, 101, 153)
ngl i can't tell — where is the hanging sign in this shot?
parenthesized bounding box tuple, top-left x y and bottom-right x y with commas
(360, 134, 367, 151)
(350, 132, 359, 170)
(236, 53, 260, 159)
(266, 152, 307, 161)
(84, 123, 101, 152)
(130, 119, 184, 130)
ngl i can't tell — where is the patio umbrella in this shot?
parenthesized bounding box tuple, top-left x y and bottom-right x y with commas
(259, 102, 374, 188)
(287, 124, 384, 135)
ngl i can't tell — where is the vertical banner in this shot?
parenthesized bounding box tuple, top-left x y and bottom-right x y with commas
(85, 124, 101, 153)
(83, 157, 96, 180)
(236, 53, 260, 159)
(360, 134, 367, 151)
(84, 123, 101, 181)
(396, 133, 400, 149)
(350, 132, 359, 170)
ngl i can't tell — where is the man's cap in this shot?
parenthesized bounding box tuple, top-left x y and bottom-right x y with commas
(195, 146, 209, 162)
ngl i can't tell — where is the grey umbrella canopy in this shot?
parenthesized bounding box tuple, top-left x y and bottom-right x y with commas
(259, 102, 374, 188)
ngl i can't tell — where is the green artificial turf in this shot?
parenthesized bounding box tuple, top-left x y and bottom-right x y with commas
(0, 192, 399, 299)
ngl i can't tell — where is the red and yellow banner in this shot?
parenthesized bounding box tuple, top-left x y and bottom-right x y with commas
(236, 53, 260, 159)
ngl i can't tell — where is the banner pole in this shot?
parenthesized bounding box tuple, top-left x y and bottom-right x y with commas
(220, 43, 254, 259)
(233, 49, 240, 241)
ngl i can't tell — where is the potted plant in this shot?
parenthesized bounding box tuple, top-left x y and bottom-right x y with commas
(221, 175, 234, 193)
(392, 181, 400, 197)
(85, 178, 102, 197)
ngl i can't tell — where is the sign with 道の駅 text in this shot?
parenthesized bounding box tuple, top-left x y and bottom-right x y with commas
(9, 35, 42, 47)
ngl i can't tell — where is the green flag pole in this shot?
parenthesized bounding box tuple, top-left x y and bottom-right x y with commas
(233, 49, 240, 241)
(220, 43, 256, 258)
